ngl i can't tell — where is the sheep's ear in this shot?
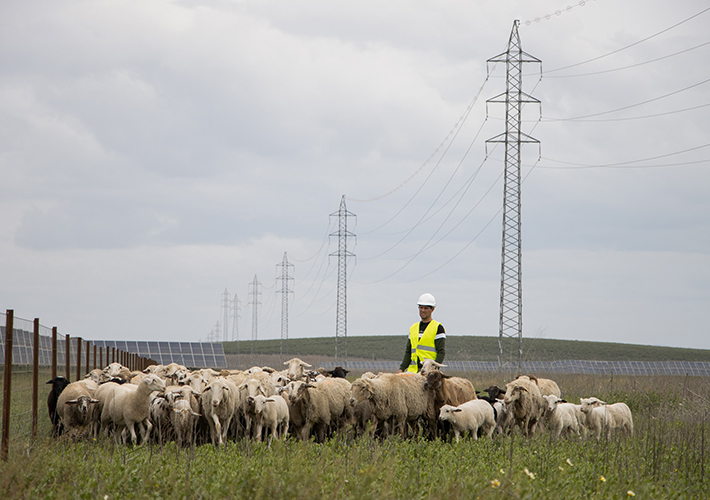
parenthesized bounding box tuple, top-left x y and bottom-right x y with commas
(452, 408, 463, 412)
(303, 384, 315, 388)
(560, 399, 567, 403)
(90, 399, 100, 404)
(66, 400, 79, 405)
(265, 398, 275, 403)
(191, 411, 202, 417)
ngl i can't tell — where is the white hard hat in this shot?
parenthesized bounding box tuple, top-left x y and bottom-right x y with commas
(417, 293, 436, 307)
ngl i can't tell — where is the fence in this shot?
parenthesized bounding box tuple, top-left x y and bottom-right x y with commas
(0, 310, 156, 462)
(320, 359, 710, 377)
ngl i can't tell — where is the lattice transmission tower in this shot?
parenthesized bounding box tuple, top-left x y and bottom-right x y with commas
(276, 252, 294, 360)
(248, 274, 261, 361)
(485, 20, 541, 372)
(231, 293, 241, 349)
(221, 288, 230, 343)
(329, 195, 356, 367)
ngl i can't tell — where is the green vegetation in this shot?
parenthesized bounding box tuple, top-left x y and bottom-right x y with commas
(223, 335, 710, 362)
(1, 373, 708, 499)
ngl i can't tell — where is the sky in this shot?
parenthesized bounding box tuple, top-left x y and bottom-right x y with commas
(1, 0, 709, 353)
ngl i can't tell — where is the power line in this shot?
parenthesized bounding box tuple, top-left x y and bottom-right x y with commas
(535, 143, 710, 169)
(543, 77, 710, 121)
(545, 5, 710, 74)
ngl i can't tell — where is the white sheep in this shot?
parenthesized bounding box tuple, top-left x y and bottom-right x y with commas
(503, 376, 545, 436)
(438, 400, 496, 442)
(419, 359, 446, 378)
(202, 377, 239, 446)
(109, 374, 166, 445)
(284, 358, 312, 381)
(542, 395, 580, 437)
(580, 397, 633, 439)
(252, 394, 290, 442)
(171, 399, 201, 447)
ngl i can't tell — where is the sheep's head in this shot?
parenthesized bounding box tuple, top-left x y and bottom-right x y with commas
(420, 359, 446, 378)
(66, 395, 100, 416)
(503, 384, 527, 405)
(438, 404, 462, 421)
(424, 370, 450, 392)
(580, 397, 605, 414)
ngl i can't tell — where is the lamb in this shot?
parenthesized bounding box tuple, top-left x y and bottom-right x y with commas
(580, 397, 633, 439)
(103, 362, 132, 382)
(107, 374, 166, 445)
(171, 398, 202, 447)
(424, 371, 477, 438)
(284, 357, 312, 381)
(542, 395, 580, 437)
(238, 373, 276, 438)
(503, 375, 545, 436)
(482, 385, 506, 401)
(324, 366, 349, 379)
(438, 400, 496, 442)
(252, 394, 289, 442)
(56, 380, 100, 437)
(201, 377, 239, 446)
(46, 376, 70, 437)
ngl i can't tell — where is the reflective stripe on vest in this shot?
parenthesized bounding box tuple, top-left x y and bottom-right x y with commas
(406, 320, 439, 373)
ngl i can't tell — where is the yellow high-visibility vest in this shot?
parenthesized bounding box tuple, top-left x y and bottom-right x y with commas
(406, 320, 440, 373)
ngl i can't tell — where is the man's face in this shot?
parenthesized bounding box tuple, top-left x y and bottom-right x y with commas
(418, 305, 434, 321)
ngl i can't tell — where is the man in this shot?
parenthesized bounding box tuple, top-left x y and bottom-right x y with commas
(398, 293, 446, 373)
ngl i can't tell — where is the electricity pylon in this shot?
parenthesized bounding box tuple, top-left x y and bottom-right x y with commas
(248, 275, 261, 361)
(276, 252, 294, 360)
(329, 195, 356, 367)
(486, 20, 541, 372)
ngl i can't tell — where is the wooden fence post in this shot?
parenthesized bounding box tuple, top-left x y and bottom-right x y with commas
(93, 344, 97, 371)
(32, 318, 39, 441)
(85, 341, 90, 376)
(1, 310, 14, 461)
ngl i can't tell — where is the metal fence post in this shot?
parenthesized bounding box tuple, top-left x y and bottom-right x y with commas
(32, 318, 39, 441)
(65, 334, 71, 381)
(85, 341, 90, 377)
(76, 337, 82, 382)
(1, 310, 14, 462)
(93, 344, 97, 371)
(51, 327, 57, 379)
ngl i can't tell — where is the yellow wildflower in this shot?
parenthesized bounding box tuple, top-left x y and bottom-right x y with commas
(627, 491, 635, 497)
(490, 479, 500, 488)
(600, 476, 606, 482)
(524, 468, 536, 480)
(566, 458, 573, 466)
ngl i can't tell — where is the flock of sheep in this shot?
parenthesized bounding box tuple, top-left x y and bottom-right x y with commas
(46, 358, 634, 446)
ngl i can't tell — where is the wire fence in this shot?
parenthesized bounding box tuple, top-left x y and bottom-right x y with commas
(0, 310, 155, 462)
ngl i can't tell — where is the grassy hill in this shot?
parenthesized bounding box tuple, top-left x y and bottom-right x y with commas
(222, 335, 710, 362)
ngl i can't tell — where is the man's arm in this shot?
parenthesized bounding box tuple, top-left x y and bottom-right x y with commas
(435, 324, 446, 363)
(399, 337, 412, 372)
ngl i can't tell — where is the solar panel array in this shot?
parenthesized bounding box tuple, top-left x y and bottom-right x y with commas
(326, 359, 710, 377)
(0, 327, 227, 369)
(90, 340, 227, 369)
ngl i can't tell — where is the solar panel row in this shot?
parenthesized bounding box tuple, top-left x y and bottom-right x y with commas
(0, 327, 227, 369)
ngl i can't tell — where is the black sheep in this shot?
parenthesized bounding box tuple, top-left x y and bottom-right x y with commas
(46, 376, 70, 437)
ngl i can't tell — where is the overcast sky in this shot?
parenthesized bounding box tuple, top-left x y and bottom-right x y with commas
(1, 0, 709, 353)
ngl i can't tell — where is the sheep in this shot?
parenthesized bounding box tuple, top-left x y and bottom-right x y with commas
(350, 373, 430, 438)
(85, 369, 110, 385)
(252, 394, 289, 442)
(580, 397, 634, 439)
(56, 380, 100, 438)
(542, 395, 580, 437)
(288, 381, 332, 442)
(438, 400, 496, 443)
(103, 362, 132, 382)
(271, 370, 291, 387)
(284, 357, 312, 381)
(314, 378, 352, 434)
(324, 366, 349, 379)
(149, 393, 173, 444)
(526, 375, 562, 398)
(171, 399, 202, 447)
(238, 373, 276, 438)
(482, 385, 506, 401)
(46, 376, 70, 437)
(201, 377, 239, 446)
(424, 371, 477, 438)
(503, 375, 545, 436)
(107, 374, 166, 445)
(420, 359, 445, 378)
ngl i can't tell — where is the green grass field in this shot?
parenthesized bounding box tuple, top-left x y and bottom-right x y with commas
(224, 335, 710, 362)
(1, 371, 709, 499)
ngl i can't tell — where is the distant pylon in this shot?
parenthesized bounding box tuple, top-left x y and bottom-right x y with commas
(329, 195, 356, 368)
(248, 275, 261, 362)
(486, 20, 542, 372)
(221, 288, 230, 343)
(276, 252, 294, 360)
(231, 293, 241, 349)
